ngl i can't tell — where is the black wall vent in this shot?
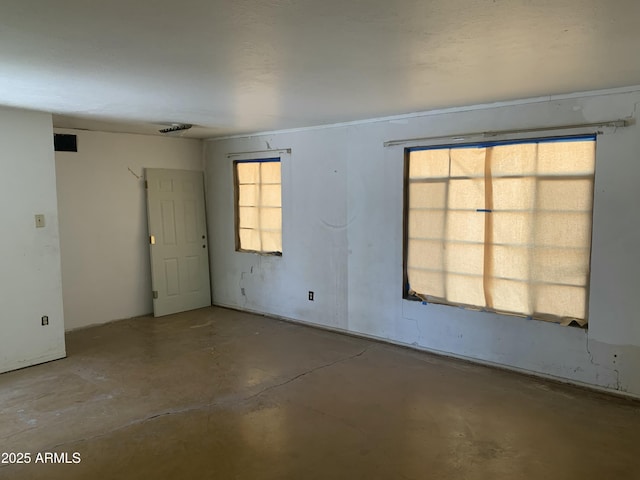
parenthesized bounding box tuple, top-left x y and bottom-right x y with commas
(54, 134, 77, 152)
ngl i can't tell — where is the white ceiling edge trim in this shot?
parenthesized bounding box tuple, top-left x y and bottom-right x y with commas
(206, 84, 640, 142)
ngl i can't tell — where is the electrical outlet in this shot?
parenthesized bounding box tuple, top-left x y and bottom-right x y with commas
(35, 214, 45, 228)
(308, 291, 314, 301)
(41, 316, 49, 326)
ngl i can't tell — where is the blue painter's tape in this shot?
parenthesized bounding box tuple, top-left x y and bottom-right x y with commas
(234, 157, 280, 164)
(408, 134, 596, 152)
(476, 209, 492, 213)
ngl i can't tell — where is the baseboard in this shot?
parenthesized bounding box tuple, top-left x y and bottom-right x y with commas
(212, 302, 640, 402)
(0, 350, 67, 375)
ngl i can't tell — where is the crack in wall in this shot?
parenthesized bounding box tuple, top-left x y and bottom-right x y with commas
(585, 335, 621, 391)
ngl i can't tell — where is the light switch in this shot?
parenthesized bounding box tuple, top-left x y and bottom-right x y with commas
(35, 214, 45, 228)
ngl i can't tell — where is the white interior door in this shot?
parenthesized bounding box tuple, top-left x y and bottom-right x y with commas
(145, 168, 211, 317)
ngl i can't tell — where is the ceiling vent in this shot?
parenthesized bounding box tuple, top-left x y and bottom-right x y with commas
(158, 123, 192, 134)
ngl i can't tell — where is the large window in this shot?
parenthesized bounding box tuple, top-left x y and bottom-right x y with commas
(405, 136, 596, 326)
(234, 158, 282, 254)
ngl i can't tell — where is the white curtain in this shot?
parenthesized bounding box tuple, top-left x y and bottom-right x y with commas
(236, 161, 282, 253)
(407, 139, 595, 326)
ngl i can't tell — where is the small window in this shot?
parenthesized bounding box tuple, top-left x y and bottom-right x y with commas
(234, 158, 282, 254)
(404, 136, 596, 326)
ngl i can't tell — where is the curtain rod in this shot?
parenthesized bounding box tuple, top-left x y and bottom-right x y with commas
(383, 119, 632, 148)
(227, 148, 291, 158)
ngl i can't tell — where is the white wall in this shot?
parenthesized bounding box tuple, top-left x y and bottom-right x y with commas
(0, 107, 66, 373)
(206, 88, 640, 398)
(54, 129, 203, 330)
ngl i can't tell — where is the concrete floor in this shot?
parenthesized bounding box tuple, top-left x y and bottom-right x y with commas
(0, 307, 639, 480)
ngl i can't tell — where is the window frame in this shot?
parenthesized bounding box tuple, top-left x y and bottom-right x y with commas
(233, 157, 283, 256)
(402, 134, 597, 326)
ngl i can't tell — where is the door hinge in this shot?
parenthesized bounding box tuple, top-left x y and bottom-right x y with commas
(144, 180, 148, 189)
(152, 290, 158, 299)
(149, 235, 156, 245)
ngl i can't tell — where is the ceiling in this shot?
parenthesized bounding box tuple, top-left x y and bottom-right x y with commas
(1, 0, 640, 139)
